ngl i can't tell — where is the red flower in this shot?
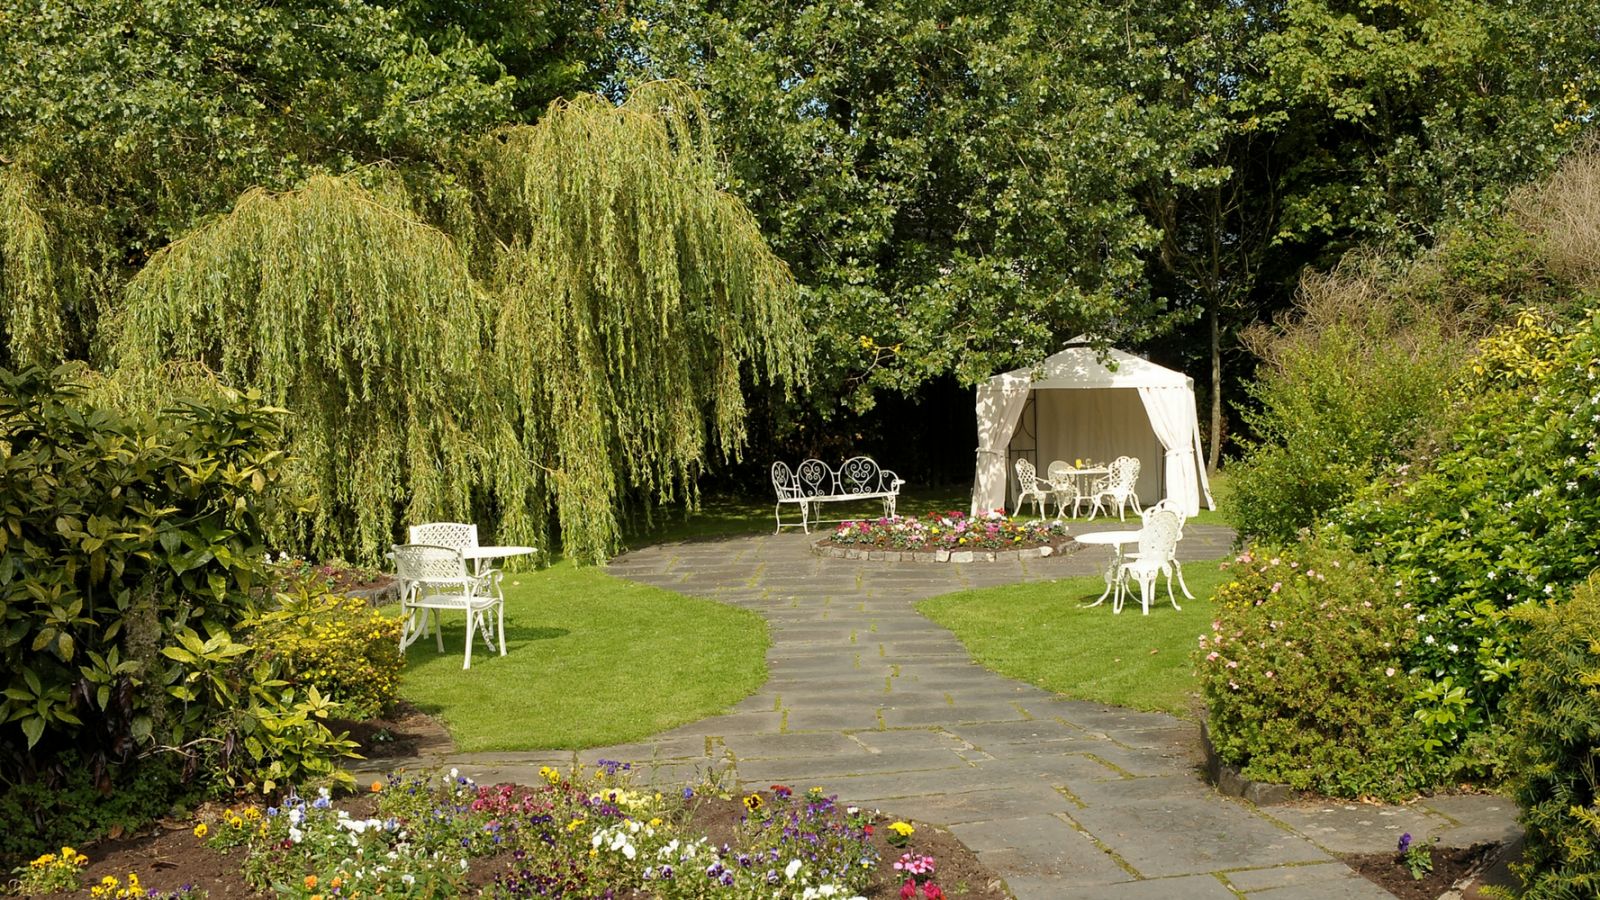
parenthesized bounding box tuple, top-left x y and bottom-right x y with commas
(864, 825, 874, 836)
(923, 884, 947, 900)
(770, 784, 792, 797)
(900, 879, 918, 900)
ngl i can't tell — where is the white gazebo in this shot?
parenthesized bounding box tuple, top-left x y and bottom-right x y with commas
(972, 342, 1215, 516)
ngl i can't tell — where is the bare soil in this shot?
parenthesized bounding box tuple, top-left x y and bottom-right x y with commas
(1340, 843, 1498, 900)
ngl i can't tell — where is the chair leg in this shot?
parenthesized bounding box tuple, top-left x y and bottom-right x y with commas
(497, 603, 507, 656)
(774, 502, 783, 534)
(1175, 563, 1195, 600)
(1164, 565, 1181, 611)
(462, 609, 476, 670)
(434, 610, 445, 653)
(1140, 572, 1156, 615)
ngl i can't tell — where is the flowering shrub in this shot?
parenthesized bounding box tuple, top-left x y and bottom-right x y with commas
(1198, 538, 1442, 799)
(9, 845, 87, 893)
(829, 511, 1068, 551)
(1333, 309, 1600, 770)
(251, 587, 404, 720)
(229, 767, 874, 899)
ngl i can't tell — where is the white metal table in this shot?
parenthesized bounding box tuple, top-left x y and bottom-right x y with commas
(1049, 465, 1108, 518)
(461, 544, 538, 576)
(1074, 530, 1140, 608)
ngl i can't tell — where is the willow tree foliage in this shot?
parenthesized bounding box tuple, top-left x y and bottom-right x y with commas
(473, 84, 806, 556)
(114, 174, 521, 563)
(0, 167, 62, 367)
(113, 87, 805, 564)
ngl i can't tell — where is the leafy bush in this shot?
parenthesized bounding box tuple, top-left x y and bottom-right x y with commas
(1197, 538, 1441, 799)
(252, 588, 404, 721)
(1334, 309, 1600, 758)
(0, 368, 357, 861)
(1505, 575, 1600, 898)
(0, 750, 198, 869)
(827, 511, 1069, 551)
(1228, 268, 1470, 542)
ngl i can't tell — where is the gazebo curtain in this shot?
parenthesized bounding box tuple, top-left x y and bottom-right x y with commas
(971, 377, 1032, 514)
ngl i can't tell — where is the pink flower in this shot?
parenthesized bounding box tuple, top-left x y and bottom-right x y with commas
(1270, 582, 1282, 593)
(1205, 651, 1219, 662)
(901, 879, 918, 900)
(1385, 667, 1396, 677)
(1265, 671, 1275, 679)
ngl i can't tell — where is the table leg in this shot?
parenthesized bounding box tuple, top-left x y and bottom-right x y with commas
(1082, 545, 1123, 608)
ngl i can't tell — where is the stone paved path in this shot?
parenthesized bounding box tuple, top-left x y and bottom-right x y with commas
(414, 525, 1519, 899)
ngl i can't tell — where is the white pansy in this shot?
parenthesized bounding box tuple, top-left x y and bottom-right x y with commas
(786, 858, 804, 879)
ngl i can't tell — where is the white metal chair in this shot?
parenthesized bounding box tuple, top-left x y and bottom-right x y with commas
(1113, 509, 1184, 615)
(1087, 456, 1143, 521)
(1138, 499, 1195, 599)
(392, 543, 505, 669)
(1044, 460, 1082, 518)
(408, 522, 479, 552)
(1013, 458, 1053, 519)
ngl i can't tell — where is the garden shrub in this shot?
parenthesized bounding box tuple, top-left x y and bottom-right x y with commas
(0, 368, 358, 861)
(1504, 574, 1600, 898)
(251, 588, 404, 721)
(1228, 267, 1470, 543)
(1333, 308, 1600, 764)
(1198, 537, 1442, 799)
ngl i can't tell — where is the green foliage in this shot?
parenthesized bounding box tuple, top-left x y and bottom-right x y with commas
(475, 83, 807, 559)
(1505, 575, 1600, 898)
(114, 87, 807, 565)
(0, 167, 62, 368)
(1197, 538, 1441, 799)
(1333, 308, 1600, 756)
(113, 173, 520, 565)
(251, 590, 404, 721)
(1228, 266, 1470, 542)
(0, 751, 197, 868)
(0, 368, 356, 803)
(623, 0, 1224, 409)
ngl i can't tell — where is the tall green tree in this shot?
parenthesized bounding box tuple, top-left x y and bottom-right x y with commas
(0, 0, 605, 366)
(111, 87, 806, 564)
(1149, 0, 1597, 468)
(622, 0, 1227, 412)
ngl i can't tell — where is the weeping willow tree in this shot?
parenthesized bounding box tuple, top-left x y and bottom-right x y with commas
(115, 173, 534, 563)
(475, 82, 807, 559)
(0, 166, 63, 367)
(112, 83, 806, 564)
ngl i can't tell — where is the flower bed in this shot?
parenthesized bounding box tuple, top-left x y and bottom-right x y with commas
(817, 511, 1074, 563)
(12, 767, 1006, 899)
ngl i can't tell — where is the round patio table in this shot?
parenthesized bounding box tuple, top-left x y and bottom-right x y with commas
(461, 544, 538, 576)
(1073, 530, 1140, 608)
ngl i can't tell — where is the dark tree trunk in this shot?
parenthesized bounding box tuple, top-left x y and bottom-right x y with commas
(1208, 300, 1223, 474)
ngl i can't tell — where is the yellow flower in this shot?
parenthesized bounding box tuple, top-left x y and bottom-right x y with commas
(565, 817, 584, 832)
(888, 821, 915, 837)
(193, 823, 208, 839)
(539, 765, 561, 785)
(648, 817, 663, 827)
(743, 792, 764, 812)
(31, 852, 56, 867)
(305, 874, 318, 889)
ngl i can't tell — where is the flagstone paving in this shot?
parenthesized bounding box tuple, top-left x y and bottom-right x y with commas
(414, 524, 1519, 899)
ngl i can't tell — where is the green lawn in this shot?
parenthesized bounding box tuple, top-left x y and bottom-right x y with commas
(918, 560, 1232, 717)
(394, 561, 768, 751)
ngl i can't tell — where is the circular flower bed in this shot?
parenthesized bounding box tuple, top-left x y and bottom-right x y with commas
(816, 511, 1075, 562)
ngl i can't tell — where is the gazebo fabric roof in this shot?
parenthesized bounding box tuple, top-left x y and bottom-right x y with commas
(988, 342, 1191, 391)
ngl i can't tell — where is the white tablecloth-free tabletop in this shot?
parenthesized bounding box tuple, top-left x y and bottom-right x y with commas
(1074, 530, 1140, 606)
(461, 545, 538, 575)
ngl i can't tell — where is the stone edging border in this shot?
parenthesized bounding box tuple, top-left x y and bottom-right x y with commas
(1201, 719, 1294, 805)
(812, 536, 1080, 564)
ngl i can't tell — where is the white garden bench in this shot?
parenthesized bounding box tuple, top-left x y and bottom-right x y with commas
(771, 456, 905, 533)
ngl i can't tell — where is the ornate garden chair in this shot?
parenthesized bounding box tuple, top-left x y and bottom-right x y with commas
(392, 543, 505, 670)
(1086, 456, 1143, 521)
(1113, 509, 1184, 615)
(1013, 458, 1054, 519)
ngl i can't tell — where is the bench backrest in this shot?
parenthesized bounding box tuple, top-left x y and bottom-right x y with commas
(771, 461, 803, 500)
(795, 459, 835, 497)
(839, 456, 894, 495)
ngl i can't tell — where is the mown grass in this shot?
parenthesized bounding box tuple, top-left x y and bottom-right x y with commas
(394, 561, 768, 751)
(918, 561, 1232, 717)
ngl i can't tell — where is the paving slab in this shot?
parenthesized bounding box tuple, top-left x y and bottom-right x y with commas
(1066, 797, 1333, 877)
